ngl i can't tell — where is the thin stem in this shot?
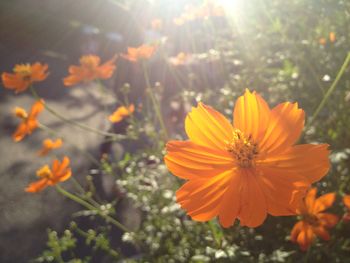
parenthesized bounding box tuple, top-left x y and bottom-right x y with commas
(56, 185, 130, 233)
(141, 61, 169, 140)
(29, 86, 125, 140)
(309, 52, 350, 126)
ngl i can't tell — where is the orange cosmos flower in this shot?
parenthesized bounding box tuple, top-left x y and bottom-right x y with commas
(26, 156, 72, 193)
(343, 195, 350, 221)
(13, 100, 45, 142)
(169, 52, 193, 66)
(164, 89, 330, 228)
(38, 138, 63, 156)
(1, 62, 48, 94)
(291, 188, 338, 251)
(121, 45, 156, 62)
(108, 104, 135, 123)
(329, 32, 336, 43)
(63, 54, 117, 86)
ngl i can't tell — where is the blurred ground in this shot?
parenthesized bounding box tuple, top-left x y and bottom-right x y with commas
(0, 0, 140, 261)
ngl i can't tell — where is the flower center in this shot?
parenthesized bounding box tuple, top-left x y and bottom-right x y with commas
(14, 64, 32, 80)
(225, 129, 258, 168)
(303, 214, 320, 226)
(14, 107, 28, 119)
(80, 56, 99, 69)
(36, 165, 53, 179)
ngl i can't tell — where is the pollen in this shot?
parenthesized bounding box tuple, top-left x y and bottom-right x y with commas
(36, 165, 53, 179)
(14, 107, 28, 119)
(225, 129, 258, 168)
(14, 64, 32, 77)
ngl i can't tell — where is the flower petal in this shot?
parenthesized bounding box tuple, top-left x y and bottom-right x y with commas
(217, 170, 242, 227)
(318, 213, 339, 228)
(185, 102, 233, 151)
(233, 89, 270, 142)
(313, 192, 336, 213)
(165, 141, 234, 180)
(25, 178, 49, 193)
(259, 102, 305, 155)
(256, 166, 308, 216)
(291, 221, 304, 242)
(296, 223, 314, 251)
(176, 169, 235, 222)
(344, 195, 350, 210)
(313, 226, 330, 241)
(258, 144, 330, 184)
(238, 169, 267, 227)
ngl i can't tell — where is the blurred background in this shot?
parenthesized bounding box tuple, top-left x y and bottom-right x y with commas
(0, 0, 350, 262)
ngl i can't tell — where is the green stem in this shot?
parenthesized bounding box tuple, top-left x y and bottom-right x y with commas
(56, 185, 130, 233)
(141, 61, 169, 140)
(29, 86, 125, 140)
(309, 52, 350, 126)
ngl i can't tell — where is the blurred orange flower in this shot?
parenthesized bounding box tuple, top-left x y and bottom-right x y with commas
(13, 100, 45, 142)
(26, 156, 72, 193)
(38, 138, 63, 156)
(121, 45, 156, 62)
(329, 32, 336, 43)
(63, 55, 117, 86)
(1, 62, 48, 94)
(164, 89, 330, 228)
(169, 52, 193, 66)
(108, 104, 135, 123)
(291, 188, 338, 251)
(343, 195, 350, 221)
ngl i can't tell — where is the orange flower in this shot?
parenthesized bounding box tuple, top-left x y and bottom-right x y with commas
(169, 52, 193, 66)
(319, 37, 327, 45)
(164, 89, 330, 228)
(343, 195, 350, 221)
(1, 63, 48, 94)
(108, 104, 135, 123)
(38, 138, 63, 156)
(291, 188, 338, 251)
(26, 156, 72, 193)
(13, 100, 45, 142)
(329, 32, 336, 43)
(121, 45, 156, 62)
(63, 54, 117, 86)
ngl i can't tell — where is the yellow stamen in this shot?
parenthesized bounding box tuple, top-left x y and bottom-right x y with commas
(14, 107, 28, 119)
(225, 129, 258, 168)
(36, 165, 53, 179)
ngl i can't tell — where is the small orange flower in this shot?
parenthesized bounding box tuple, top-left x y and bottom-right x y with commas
(343, 195, 350, 221)
(121, 45, 156, 62)
(13, 100, 45, 142)
(164, 89, 330, 228)
(38, 138, 63, 156)
(319, 37, 327, 45)
(169, 52, 193, 66)
(291, 188, 338, 251)
(63, 55, 117, 86)
(1, 63, 48, 94)
(329, 32, 336, 43)
(26, 156, 72, 193)
(108, 104, 135, 123)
